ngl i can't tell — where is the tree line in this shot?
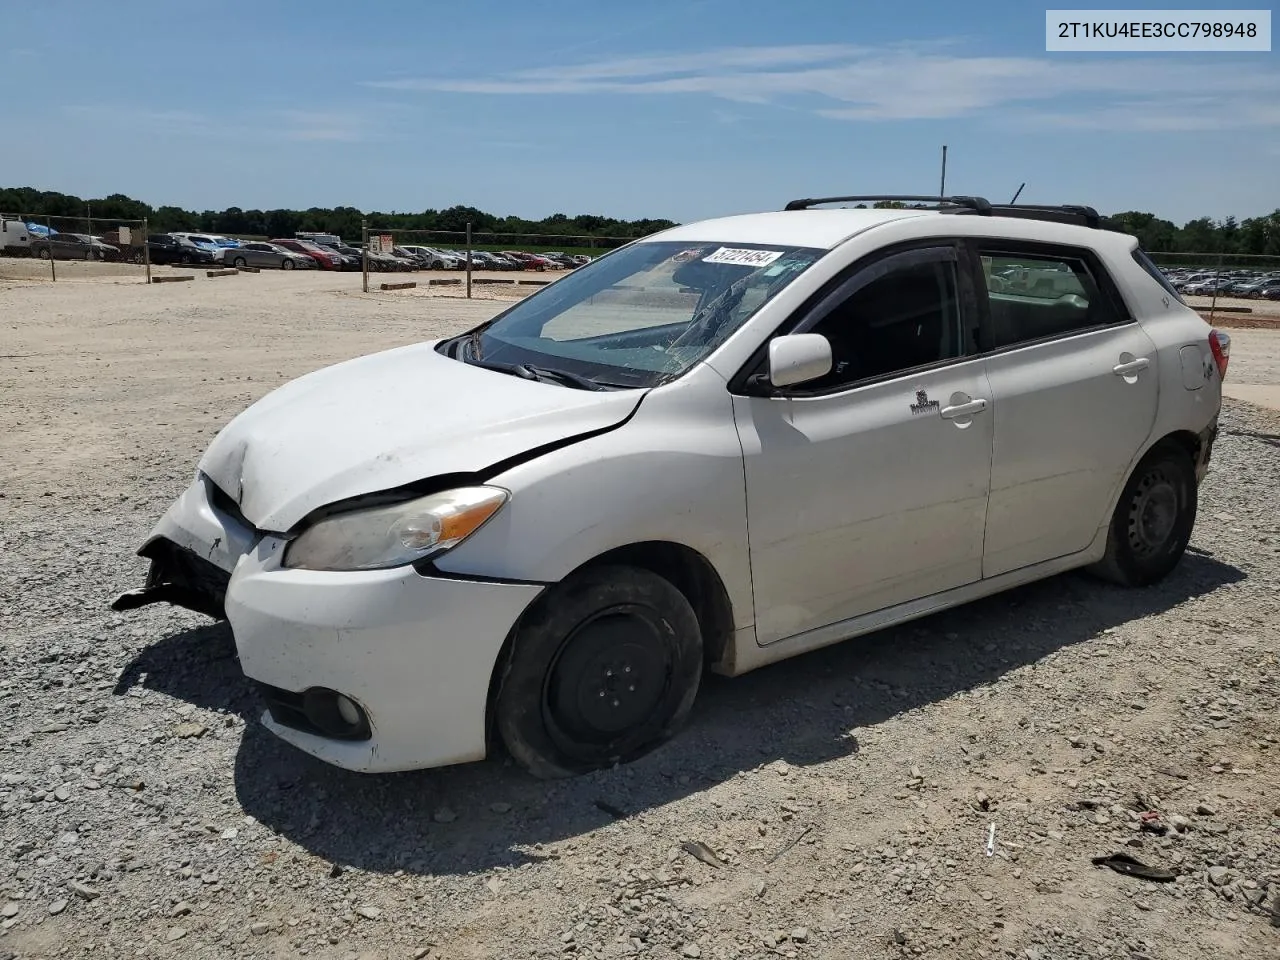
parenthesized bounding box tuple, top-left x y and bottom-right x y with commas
(3, 186, 1279, 255)
(0, 187, 679, 244)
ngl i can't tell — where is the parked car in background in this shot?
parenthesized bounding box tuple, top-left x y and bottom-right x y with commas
(472, 251, 517, 270)
(270, 238, 344, 270)
(538, 251, 578, 269)
(328, 243, 408, 272)
(1227, 278, 1271, 297)
(1, 216, 31, 256)
(170, 234, 228, 262)
(226, 242, 317, 271)
(1260, 283, 1280, 300)
(397, 245, 460, 270)
(30, 232, 121, 261)
(500, 250, 553, 271)
(135, 234, 216, 265)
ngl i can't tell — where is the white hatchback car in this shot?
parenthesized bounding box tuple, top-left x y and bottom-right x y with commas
(115, 196, 1229, 778)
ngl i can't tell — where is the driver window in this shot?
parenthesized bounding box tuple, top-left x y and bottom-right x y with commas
(799, 258, 963, 391)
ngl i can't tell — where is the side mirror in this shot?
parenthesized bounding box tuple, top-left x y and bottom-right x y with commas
(765, 333, 832, 388)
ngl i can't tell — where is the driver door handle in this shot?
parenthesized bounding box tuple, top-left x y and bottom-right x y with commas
(1113, 357, 1150, 376)
(940, 398, 987, 419)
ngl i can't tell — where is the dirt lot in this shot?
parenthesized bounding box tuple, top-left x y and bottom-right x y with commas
(2, 271, 1279, 960)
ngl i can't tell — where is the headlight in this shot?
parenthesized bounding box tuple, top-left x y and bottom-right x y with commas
(283, 486, 508, 571)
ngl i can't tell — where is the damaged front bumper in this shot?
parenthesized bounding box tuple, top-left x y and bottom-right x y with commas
(113, 474, 546, 772)
(111, 474, 258, 618)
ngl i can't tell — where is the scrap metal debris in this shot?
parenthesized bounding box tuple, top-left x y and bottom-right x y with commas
(767, 824, 813, 864)
(681, 840, 725, 869)
(1091, 852, 1177, 882)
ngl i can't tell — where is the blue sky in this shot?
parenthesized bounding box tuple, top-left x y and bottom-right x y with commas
(4, 1, 1277, 225)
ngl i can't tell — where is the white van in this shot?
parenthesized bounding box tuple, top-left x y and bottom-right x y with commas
(1, 217, 31, 256)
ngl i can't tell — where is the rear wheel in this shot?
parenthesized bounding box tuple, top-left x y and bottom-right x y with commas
(37, 248, 50, 260)
(495, 565, 703, 779)
(1090, 441, 1197, 587)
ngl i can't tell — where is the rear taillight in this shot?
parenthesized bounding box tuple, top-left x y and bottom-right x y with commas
(1208, 328, 1230, 380)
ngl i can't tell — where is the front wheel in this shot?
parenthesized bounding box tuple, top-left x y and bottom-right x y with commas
(232, 256, 247, 269)
(282, 258, 295, 271)
(1089, 441, 1197, 587)
(495, 565, 702, 779)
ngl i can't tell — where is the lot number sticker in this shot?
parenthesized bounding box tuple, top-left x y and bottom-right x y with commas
(702, 247, 783, 267)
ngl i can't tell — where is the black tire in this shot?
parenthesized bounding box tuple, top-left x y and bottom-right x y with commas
(232, 256, 247, 269)
(37, 248, 50, 260)
(282, 258, 295, 271)
(1090, 441, 1197, 587)
(431, 261, 444, 270)
(495, 565, 703, 779)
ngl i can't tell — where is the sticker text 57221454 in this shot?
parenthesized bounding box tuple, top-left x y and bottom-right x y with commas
(702, 247, 783, 268)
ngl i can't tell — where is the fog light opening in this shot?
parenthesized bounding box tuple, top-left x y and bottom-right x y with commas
(301, 687, 371, 740)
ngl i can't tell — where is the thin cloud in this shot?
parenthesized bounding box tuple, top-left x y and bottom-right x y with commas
(60, 104, 373, 143)
(364, 43, 1280, 129)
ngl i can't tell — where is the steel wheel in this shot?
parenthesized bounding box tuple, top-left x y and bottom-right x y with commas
(1126, 466, 1179, 560)
(544, 610, 674, 750)
(1090, 440, 1197, 587)
(496, 565, 702, 778)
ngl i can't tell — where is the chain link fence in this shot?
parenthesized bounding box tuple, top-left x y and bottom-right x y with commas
(1147, 251, 1280, 325)
(356, 223, 638, 296)
(0, 212, 161, 283)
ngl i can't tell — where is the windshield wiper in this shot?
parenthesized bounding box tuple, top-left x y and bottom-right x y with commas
(466, 357, 610, 391)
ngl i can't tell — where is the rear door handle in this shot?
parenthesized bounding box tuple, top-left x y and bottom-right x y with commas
(940, 398, 987, 419)
(1113, 357, 1150, 376)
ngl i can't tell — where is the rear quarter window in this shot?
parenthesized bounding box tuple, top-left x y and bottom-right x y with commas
(1132, 250, 1185, 304)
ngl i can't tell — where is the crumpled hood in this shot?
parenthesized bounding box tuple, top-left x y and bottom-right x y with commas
(198, 341, 643, 531)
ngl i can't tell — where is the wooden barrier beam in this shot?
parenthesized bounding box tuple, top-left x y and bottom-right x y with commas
(380, 281, 418, 291)
(207, 269, 239, 278)
(151, 275, 194, 283)
(518, 279, 552, 286)
(427, 278, 462, 286)
(236, 266, 261, 273)
(473, 277, 515, 285)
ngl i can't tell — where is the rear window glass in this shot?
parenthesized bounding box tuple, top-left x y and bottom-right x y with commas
(1132, 250, 1185, 304)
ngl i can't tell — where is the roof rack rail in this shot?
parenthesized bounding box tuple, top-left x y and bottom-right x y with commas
(968, 203, 1104, 229)
(782, 195, 1108, 229)
(783, 194, 993, 214)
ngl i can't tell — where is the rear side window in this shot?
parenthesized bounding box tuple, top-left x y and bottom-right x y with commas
(978, 249, 1124, 349)
(1132, 249, 1186, 304)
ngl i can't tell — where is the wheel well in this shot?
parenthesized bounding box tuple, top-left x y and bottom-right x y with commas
(481, 541, 736, 759)
(1162, 429, 1200, 459)
(583, 542, 735, 668)
(1151, 429, 1200, 464)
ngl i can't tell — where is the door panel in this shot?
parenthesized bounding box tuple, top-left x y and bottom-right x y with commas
(982, 323, 1159, 577)
(735, 358, 994, 645)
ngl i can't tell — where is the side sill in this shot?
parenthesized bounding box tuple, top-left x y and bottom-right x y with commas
(723, 537, 1106, 677)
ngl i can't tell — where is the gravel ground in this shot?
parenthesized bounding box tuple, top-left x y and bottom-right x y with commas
(2, 272, 1279, 960)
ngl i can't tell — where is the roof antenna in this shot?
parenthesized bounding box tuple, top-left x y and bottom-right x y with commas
(1010, 182, 1026, 204)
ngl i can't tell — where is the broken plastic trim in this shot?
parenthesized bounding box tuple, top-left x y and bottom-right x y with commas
(110, 538, 230, 619)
